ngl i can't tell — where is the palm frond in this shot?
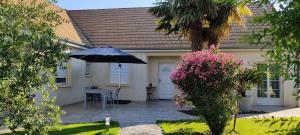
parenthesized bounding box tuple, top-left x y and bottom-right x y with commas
(149, 0, 253, 50)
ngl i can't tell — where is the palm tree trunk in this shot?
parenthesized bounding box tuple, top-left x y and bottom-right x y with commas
(207, 29, 219, 48)
(190, 25, 204, 51)
(190, 37, 203, 51)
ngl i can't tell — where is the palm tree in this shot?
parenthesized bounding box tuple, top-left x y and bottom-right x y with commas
(149, 0, 252, 51)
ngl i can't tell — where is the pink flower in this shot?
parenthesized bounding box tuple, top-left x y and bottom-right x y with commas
(170, 49, 243, 89)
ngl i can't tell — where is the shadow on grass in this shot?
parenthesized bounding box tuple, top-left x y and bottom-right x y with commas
(164, 128, 207, 135)
(254, 117, 300, 135)
(50, 121, 119, 135)
(157, 119, 205, 125)
(164, 128, 300, 135)
(2, 121, 119, 135)
(265, 128, 300, 135)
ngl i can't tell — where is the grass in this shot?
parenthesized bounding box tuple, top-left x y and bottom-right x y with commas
(158, 118, 300, 135)
(2, 121, 119, 135)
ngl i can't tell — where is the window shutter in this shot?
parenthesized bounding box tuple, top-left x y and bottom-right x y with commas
(110, 63, 129, 84)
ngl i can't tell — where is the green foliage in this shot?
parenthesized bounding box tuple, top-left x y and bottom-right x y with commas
(171, 50, 243, 135)
(237, 68, 263, 97)
(159, 118, 300, 134)
(246, 0, 300, 90)
(0, 0, 68, 134)
(149, 0, 252, 51)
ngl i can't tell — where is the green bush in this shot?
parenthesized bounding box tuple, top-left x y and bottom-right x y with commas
(0, 0, 67, 134)
(171, 48, 242, 135)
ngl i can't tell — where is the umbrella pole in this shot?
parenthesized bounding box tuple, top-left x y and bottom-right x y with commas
(118, 63, 121, 89)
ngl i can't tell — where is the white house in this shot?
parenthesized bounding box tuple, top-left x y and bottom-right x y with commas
(50, 4, 298, 107)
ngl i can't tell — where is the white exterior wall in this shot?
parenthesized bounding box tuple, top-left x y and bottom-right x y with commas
(53, 48, 298, 107)
(86, 53, 148, 101)
(283, 80, 297, 107)
(53, 48, 92, 106)
(131, 49, 297, 107)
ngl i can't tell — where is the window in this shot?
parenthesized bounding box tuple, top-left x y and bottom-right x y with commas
(109, 63, 129, 84)
(257, 64, 281, 98)
(85, 62, 91, 75)
(56, 65, 67, 84)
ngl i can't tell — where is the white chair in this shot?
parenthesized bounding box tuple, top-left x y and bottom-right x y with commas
(85, 87, 93, 103)
(106, 88, 120, 105)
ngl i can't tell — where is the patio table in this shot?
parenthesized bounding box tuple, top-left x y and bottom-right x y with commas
(84, 89, 112, 110)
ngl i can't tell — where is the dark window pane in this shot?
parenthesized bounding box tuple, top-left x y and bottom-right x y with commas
(270, 90, 280, 98)
(271, 81, 280, 89)
(56, 78, 66, 83)
(257, 89, 267, 97)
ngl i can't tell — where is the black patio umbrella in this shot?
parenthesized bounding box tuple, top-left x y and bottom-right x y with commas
(70, 46, 147, 88)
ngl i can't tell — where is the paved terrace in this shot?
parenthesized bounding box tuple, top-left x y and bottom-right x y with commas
(240, 105, 300, 118)
(61, 101, 300, 135)
(61, 101, 198, 126)
(61, 101, 300, 125)
(61, 101, 198, 135)
(1, 101, 300, 135)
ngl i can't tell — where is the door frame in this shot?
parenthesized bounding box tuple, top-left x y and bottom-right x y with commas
(158, 63, 175, 100)
(256, 68, 283, 106)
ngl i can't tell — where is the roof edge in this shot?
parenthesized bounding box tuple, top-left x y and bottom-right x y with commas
(107, 46, 264, 50)
(62, 39, 93, 49)
(67, 6, 151, 12)
(66, 12, 94, 46)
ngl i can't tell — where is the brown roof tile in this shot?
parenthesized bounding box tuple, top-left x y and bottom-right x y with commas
(50, 4, 92, 46)
(8, 0, 91, 46)
(67, 5, 268, 50)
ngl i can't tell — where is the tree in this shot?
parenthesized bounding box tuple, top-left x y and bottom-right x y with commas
(247, 0, 300, 90)
(0, 0, 67, 134)
(149, 0, 252, 51)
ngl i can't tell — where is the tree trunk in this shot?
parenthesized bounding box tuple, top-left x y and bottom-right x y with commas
(232, 100, 239, 131)
(190, 25, 204, 51)
(190, 25, 220, 51)
(207, 29, 219, 48)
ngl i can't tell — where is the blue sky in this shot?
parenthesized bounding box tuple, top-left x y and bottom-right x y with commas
(56, 0, 157, 10)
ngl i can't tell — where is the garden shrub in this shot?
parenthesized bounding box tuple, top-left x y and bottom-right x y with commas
(0, 0, 67, 134)
(171, 47, 242, 135)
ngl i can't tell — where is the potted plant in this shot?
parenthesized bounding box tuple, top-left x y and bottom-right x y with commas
(292, 87, 300, 107)
(239, 89, 252, 112)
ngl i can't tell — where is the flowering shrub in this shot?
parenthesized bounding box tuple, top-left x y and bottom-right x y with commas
(171, 47, 243, 135)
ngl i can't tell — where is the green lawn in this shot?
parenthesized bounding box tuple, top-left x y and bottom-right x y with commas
(158, 118, 300, 135)
(2, 121, 119, 135)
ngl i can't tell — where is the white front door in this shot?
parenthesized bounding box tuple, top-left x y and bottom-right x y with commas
(158, 63, 175, 99)
(256, 65, 283, 105)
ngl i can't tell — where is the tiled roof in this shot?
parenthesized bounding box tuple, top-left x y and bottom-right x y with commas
(8, 0, 91, 46)
(50, 4, 92, 46)
(67, 5, 269, 50)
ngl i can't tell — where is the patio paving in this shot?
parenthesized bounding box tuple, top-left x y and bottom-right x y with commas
(1, 101, 300, 135)
(61, 100, 198, 125)
(61, 100, 197, 135)
(61, 101, 300, 124)
(239, 105, 300, 118)
(119, 124, 163, 135)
